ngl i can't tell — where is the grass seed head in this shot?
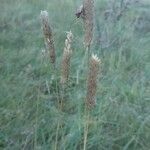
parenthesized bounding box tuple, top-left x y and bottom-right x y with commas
(83, 0, 94, 47)
(86, 54, 101, 108)
(40, 10, 56, 64)
(60, 31, 73, 85)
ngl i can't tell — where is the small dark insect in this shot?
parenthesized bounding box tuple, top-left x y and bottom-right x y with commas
(75, 5, 84, 18)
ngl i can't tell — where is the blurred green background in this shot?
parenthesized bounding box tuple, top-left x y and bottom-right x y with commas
(0, 0, 150, 149)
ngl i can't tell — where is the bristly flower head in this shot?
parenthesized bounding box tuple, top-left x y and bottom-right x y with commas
(40, 10, 56, 65)
(60, 31, 73, 85)
(83, 0, 94, 48)
(86, 54, 101, 108)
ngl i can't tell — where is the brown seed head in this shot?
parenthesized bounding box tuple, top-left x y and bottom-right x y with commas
(40, 11, 56, 64)
(83, 0, 94, 47)
(60, 31, 73, 84)
(86, 54, 101, 108)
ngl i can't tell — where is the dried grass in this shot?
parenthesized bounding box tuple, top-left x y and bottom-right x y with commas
(40, 10, 56, 65)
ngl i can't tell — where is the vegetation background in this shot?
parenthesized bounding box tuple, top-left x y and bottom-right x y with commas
(0, 0, 150, 149)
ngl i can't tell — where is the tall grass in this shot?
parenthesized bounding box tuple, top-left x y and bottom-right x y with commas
(0, 0, 150, 149)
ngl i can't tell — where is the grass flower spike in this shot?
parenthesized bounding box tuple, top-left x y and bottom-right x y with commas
(86, 54, 101, 108)
(40, 10, 56, 65)
(60, 31, 73, 84)
(83, 0, 94, 47)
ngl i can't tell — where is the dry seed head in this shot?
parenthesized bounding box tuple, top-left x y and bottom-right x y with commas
(60, 31, 73, 84)
(86, 54, 101, 108)
(83, 0, 94, 47)
(40, 10, 56, 64)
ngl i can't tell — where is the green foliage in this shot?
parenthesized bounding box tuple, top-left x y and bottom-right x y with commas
(0, 0, 150, 149)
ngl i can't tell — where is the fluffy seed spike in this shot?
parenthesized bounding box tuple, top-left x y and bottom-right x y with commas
(83, 0, 94, 47)
(86, 54, 101, 108)
(60, 31, 73, 84)
(40, 10, 56, 65)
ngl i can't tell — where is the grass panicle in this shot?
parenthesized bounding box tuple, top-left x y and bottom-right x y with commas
(86, 54, 101, 108)
(60, 31, 73, 85)
(40, 10, 56, 65)
(83, 0, 94, 48)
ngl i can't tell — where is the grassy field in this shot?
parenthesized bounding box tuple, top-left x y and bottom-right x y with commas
(0, 0, 150, 149)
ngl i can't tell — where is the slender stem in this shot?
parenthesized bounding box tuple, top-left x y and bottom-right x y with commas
(83, 109, 90, 150)
(54, 122, 60, 150)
